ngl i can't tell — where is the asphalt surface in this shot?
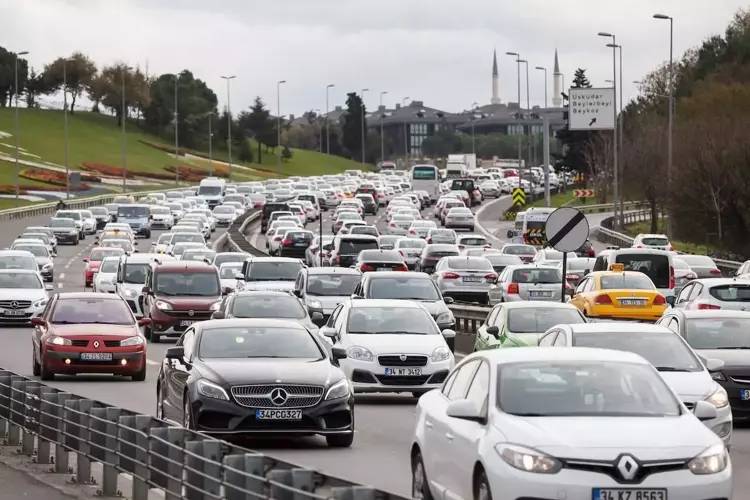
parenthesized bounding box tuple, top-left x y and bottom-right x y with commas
(0, 195, 748, 498)
(0, 462, 70, 500)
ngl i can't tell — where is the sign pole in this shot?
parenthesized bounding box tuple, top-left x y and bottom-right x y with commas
(319, 212, 324, 266)
(561, 251, 568, 303)
(543, 115, 550, 207)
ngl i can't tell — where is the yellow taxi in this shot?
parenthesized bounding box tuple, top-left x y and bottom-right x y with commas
(569, 265, 667, 321)
(97, 228, 136, 245)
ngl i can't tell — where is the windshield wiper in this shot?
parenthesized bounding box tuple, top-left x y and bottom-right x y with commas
(654, 366, 691, 372)
(713, 346, 750, 350)
(373, 330, 428, 335)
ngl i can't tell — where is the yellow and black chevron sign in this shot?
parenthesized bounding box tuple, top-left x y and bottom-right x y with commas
(512, 188, 526, 207)
(524, 228, 546, 246)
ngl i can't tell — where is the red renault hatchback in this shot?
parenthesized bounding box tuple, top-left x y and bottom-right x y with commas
(31, 292, 149, 381)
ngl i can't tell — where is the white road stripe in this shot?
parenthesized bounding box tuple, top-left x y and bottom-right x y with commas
(146, 359, 160, 366)
(59, 273, 65, 280)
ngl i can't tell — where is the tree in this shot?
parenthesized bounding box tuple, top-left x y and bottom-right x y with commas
(42, 52, 97, 113)
(0, 47, 28, 107)
(237, 97, 273, 163)
(89, 64, 150, 126)
(572, 68, 592, 88)
(281, 145, 293, 161)
(421, 128, 462, 158)
(341, 92, 366, 160)
(24, 68, 50, 108)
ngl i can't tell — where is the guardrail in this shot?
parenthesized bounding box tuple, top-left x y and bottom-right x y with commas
(219, 210, 268, 256)
(448, 303, 490, 354)
(0, 369, 407, 500)
(570, 200, 648, 214)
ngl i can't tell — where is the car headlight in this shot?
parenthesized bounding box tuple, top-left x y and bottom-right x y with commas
(46, 336, 72, 346)
(32, 299, 48, 309)
(155, 300, 173, 311)
(120, 336, 145, 346)
(431, 346, 452, 362)
(496, 444, 562, 474)
(123, 288, 138, 298)
(42, 263, 53, 270)
(705, 385, 729, 409)
(347, 345, 374, 362)
(325, 378, 351, 400)
(436, 311, 454, 324)
(688, 444, 729, 475)
(196, 379, 229, 401)
(210, 301, 221, 311)
(308, 299, 322, 310)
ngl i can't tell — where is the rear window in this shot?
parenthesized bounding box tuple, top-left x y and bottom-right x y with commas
(511, 268, 561, 284)
(615, 254, 670, 289)
(247, 261, 303, 281)
(709, 284, 750, 302)
(507, 308, 584, 333)
(503, 245, 536, 255)
(600, 274, 655, 290)
(360, 250, 402, 262)
(413, 166, 437, 180)
(459, 237, 486, 246)
(445, 257, 493, 271)
(642, 237, 669, 246)
(339, 240, 379, 254)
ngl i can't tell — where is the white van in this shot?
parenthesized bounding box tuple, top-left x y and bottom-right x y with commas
(521, 207, 555, 244)
(198, 177, 226, 208)
(592, 248, 676, 300)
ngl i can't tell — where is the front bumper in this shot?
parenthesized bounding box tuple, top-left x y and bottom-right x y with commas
(342, 358, 451, 393)
(43, 347, 145, 375)
(719, 378, 750, 421)
(53, 232, 78, 243)
(150, 307, 214, 336)
(0, 306, 45, 323)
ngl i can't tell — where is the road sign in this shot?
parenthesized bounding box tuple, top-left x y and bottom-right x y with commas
(524, 228, 546, 246)
(544, 207, 590, 253)
(574, 189, 595, 198)
(512, 188, 526, 206)
(568, 88, 615, 130)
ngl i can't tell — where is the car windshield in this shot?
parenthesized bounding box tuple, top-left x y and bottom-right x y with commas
(641, 237, 669, 246)
(368, 277, 440, 301)
(351, 226, 378, 236)
(57, 211, 81, 220)
(214, 254, 246, 268)
(231, 295, 306, 319)
(246, 261, 302, 281)
(709, 284, 750, 302)
(512, 268, 561, 284)
(0, 255, 36, 270)
(498, 361, 680, 417)
(100, 260, 119, 273)
(504, 245, 535, 255)
(600, 274, 655, 290)
(13, 245, 47, 257)
(124, 263, 149, 284)
(685, 318, 750, 349)
(616, 254, 670, 289)
(151, 207, 170, 215)
(572, 331, 703, 372)
(199, 326, 323, 359)
(101, 240, 132, 251)
(460, 238, 486, 246)
(340, 240, 378, 254)
(307, 274, 360, 296)
(118, 206, 149, 218)
(51, 298, 134, 325)
(214, 206, 235, 214)
(89, 248, 124, 261)
(445, 257, 493, 271)
(183, 251, 215, 262)
(360, 250, 401, 262)
(155, 272, 219, 296)
(171, 233, 204, 244)
(49, 219, 75, 228)
(507, 308, 584, 333)
(397, 239, 426, 249)
(219, 264, 243, 279)
(347, 307, 437, 335)
(0, 272, 41, 288)
(198, 185, 222, 196)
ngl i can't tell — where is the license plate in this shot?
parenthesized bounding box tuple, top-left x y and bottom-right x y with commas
(529, 291, 552, 298)
(2, 309, 26, 316)
(463, 276, 482, 282)
(384, 367, 422, 376)
(294, 242, 307, 247)
(620, 299, 646, 306)
(80, 352, 113, 361)
(255, 409, 302, 420)
(593, 488, 667, 500)
(741, 389, 750, 401)
(377, 267, 392, 271)
(180, 320, 194, 327)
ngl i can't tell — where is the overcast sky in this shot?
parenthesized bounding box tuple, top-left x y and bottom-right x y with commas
(1, 0, 747, 116)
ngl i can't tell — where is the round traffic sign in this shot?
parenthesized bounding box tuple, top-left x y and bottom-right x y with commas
(544, 207, 590, 252)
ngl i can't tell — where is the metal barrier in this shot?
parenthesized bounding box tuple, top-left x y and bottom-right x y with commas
(223, 210, 268, 257)
(447, 303, 490, 354)
(570, 200, 648, 214)
(0, 369, 406, 500)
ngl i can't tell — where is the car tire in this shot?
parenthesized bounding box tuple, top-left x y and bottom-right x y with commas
(156, 383, 165, 420)
(144, 229, 151, 239)
(73, 236, 79, 245)
(151, 333, 161, 344)
(326, 433, 354, 448)
(474, 468, 492, 500)
(183, 396, 194, 430)
(411, 449, 434, 500)
(32, 349, 40, 377)
(132, 362, 146, 382)
(40, 357, 53, 381)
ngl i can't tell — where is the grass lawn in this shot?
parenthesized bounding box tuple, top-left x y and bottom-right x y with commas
(0, 159, 58, 188)
(528, 190, 578, 208)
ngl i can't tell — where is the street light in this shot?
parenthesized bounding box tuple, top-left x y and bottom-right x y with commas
(506, 52, 523, 188)
(314, 108, 322, 153)
(325, 84, 334, 154)
(174, 72, 180, 185)
(360, 88, 370, 165)
(402, 97, 410, 166)
(379, 91, 388, 163)
(13, 50, 28, 200)
(221, 75, 236, 179)
(654, 12, 674, 236)
(207, 111, 214, 176)
(120, 65, 133, 193)
(62, 56, 74, 199)
(277, 80, 286, 166)
(470, 102, 479, 155)
(535, 66, 548, 108)
(598, 32, 619, 228)
(518, 59, 531, 166)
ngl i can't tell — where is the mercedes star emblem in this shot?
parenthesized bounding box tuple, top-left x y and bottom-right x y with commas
(188, 310, 195, 317)
(399, 354, 407, 362)
(10, 301, 18, 309)
(616, 454, 639, 481)
(270, 388, 289, 406)
(93, 340, 100, 349)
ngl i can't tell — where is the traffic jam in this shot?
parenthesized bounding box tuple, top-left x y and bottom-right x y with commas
(5, 163, 746, 499)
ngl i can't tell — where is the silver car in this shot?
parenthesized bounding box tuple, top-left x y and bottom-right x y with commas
(679, 255, 722, 279)
(495, 264, 565, 302)
(394, 238, 427, 270)
(674, 278, 750, 311)
(388, 213, 415, 235)
(443, 207, 475, 231)
(407, 220, 437, 239)
(433, 256, 496, 304)
(426, 228, 457, 245)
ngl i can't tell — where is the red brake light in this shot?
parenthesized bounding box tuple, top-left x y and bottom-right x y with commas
(484, 273, 498, 281)
(653, 294, 666, 305)
(594, 294, 612, 305)
(697, 303, 721, 310)
(507, 282, 519, 294)
(710, 269, 722, 275)
(360, 263, 375, 272)
(282, 239, 293, 247)
(396, 264, 409, 272)
(669, 266, 675, 289)
(442, 272, 460, 280)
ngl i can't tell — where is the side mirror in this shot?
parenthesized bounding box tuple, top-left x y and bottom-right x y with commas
(446, 399, 484, 422)
(443, 296, 455, 304)
(320, 326, 338, 341)
(486, 325, 500, 338)
(137, 317, 152, 327)
(211, 310, 225, 320)
(705, 358, 725, 372)
(141, 286, 151, 295)
(441, 329, 457, 339)
(165, 346, 184, 360)
(311, 311, 325, 326)
(293, 289, 302, 297)
(221, 286, 232, 296)
(693, 400, 718, 421)
(44, 283, 54, 291)
(31, 317, 46, 327)
(350, 294, 362, 300)
(666, 296, 676, 307)
(331, 346, 347, 361)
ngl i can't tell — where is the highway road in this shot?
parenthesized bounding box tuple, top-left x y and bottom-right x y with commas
(0, 197, 749, 498)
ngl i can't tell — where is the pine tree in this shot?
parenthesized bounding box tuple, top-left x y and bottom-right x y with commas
(572, 68, 592, 88)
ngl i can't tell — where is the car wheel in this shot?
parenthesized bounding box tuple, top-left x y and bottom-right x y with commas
(183, 396, 194, 430)
(32, 348, 40, 376)
(411, 449, 434, 500)
(39, 356, 53, 381)
(474, 468, 492, 500)
(326, 433, 354, 448)
(73, 237, 79, 245)
(132, 362, 146, 382)
(156, 383, 165, 420)
(151, 333, 161, 343)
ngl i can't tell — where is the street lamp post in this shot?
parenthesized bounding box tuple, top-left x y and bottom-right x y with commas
(120, 65, 132, 193)
(325, 84, 334, 154)
(535, 66, 548, 108)
(654, 13, 674, 235)
(607, 43, 624, 211)
(598, 32, 619, 228)
(208, 112, 214, 176)
(360, 88, 369, 165)
(62, 56, 74, 200)
(470, 102, 479, 155)
(519, 59, 531, 167)
(402, 97, 410, 168)
(221, 75, 236, 179)
(277, 80, 286, 166)
(379, 91, 388, 164)
(13, 50, 28, 200)
(506, 52, 522, 189)
(174, 72, 179, 185)
(314, 109, 322, 153)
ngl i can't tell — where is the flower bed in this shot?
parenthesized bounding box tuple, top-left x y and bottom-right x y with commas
(20, 168, 92, 191)
(81, 162, 131, 178)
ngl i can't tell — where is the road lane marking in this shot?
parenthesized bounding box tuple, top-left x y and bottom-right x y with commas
(146, 359, 160, 366)
(57, 283, 63, 289)
(59, 273, 65, 280)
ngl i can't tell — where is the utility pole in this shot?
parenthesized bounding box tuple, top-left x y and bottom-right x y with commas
(402, 97, 410, 168)
(120, 65, 132, 193)
(63, 57, 73, 199)
(520, 59, 531, 168)
(360, 88, 369, 165)
(174, 72, 179, 185)
(277, 80, 286, 166)
(326, 84, 334, 154)
(208, 112, 213, 176)
(13, 51, 28, 200)
(599, 32, 619, 228)
(654, 13, 674, 236)
(379, 91, 388, 164)
(221, 75, 236, 179)
(470, 102, 478, 155)
(535, 66, 548, 108)
(506, 52, 522, 189)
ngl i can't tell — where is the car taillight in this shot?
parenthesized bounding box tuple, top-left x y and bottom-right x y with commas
(484, 273, 498, 281)
(427, 238, 432, 243)
(697, 303, 721, 310)
(442, 272, 460, 280)
(507, 282, 519, 294)
(566, 273, 579, 281)
(282, 239, 293, 246)
(396, 264, 408, 272)
(360, 263, 375, 272)
(669, 266, 675, 289)
(710, 269, 722, 276)
(653, 294, 667, 305)
(594, 294, 612, 305)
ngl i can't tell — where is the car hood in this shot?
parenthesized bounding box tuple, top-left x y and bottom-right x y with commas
(347, 333, 447, 354)
(696, 348, 750, 369)
(407, 300, 449, 317)
(35, 256, 52, 265)
(243, 281, 295, 292)
(306, 295, 349, 313)
(0, 289, 47, 301)
(494, 415, 711, 460)
(49, 323, 138, 337)
(659, 370, 714, 399)
(154, 295, 221, 310)
(199, 357, 341, 387)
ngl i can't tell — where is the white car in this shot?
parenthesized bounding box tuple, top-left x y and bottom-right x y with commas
(411, 347, 732, 500)
(149, 205, 174, 229)
(0, 269, 51, 323)
(388, 214, 416, 236)
(77, 209, 97, 235)
(320, 299, 456, 396)
(212, 205, 238, 226)
(93, 256, 120, 293)
(633, 233, 673, 251)
(219, 262, 244, 293)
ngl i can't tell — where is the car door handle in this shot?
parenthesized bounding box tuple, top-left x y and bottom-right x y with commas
(445, 432, 454, 441)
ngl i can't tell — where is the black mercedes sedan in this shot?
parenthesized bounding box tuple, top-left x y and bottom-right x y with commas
(155, 318, 354, 447)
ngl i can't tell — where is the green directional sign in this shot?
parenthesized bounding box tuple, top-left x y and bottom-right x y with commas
(512, 188, 526, 207)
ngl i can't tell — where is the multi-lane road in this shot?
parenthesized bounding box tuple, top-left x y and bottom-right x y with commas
(1, 197, 749, 497)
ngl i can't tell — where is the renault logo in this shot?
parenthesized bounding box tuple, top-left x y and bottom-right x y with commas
(270, 388, 288, 406)
(188, 310, 195, 317)
(615, 454, 639, 481)
(93, 341, 100, 349)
